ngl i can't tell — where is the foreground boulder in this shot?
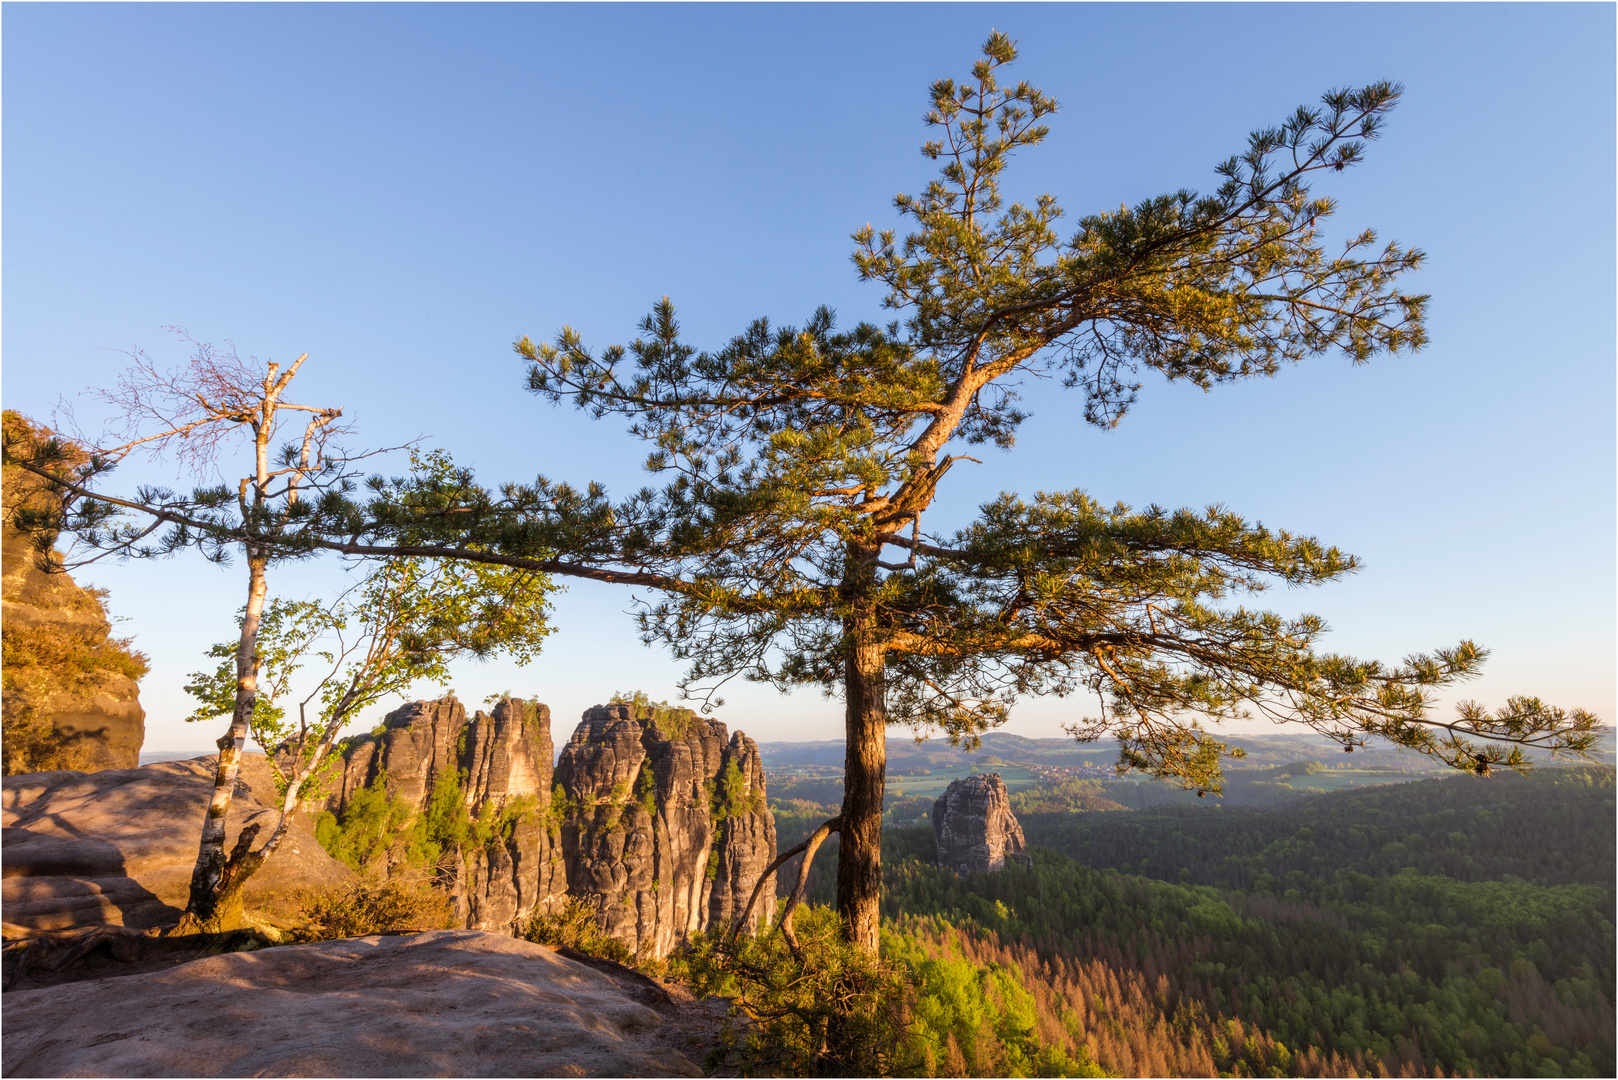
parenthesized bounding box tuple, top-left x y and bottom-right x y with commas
(0, 929, 704, 1077)
(2, 754, 352, 933)
(556, 703, 777, 959)
(932, 773, 1032, 874)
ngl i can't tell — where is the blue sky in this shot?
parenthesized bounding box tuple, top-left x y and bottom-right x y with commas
(4, 3, 1613, 752)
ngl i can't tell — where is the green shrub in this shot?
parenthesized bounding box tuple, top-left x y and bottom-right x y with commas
(547, 783, 573, 837)
(676, 905, 924, 1077)
(313, 771, 415, 871)
(609, 689, 698, 738)
(886, 932, 1104, 1077)
(292, 879, 455, 940)
(315, 767, 493, 874)
(635, 762, 658, 820)
(711, 758, 760, 822)
(486, 793, 538, 845)
(521, 896, 634, 966)
(406, 768, 473, 867)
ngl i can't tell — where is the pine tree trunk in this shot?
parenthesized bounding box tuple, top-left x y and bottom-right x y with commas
(837, 622, 886, 952)
(173, 549, 269, 934)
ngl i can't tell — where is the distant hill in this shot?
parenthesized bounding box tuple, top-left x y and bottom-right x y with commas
(759, 727, 1616, 774)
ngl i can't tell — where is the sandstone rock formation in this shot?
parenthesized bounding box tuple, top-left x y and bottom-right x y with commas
(932, 773, 1032, 874)
(320, 696, 566, 934)
(319, 697, 778, 958)
(0, 930, 705, 1077)
(4, 693, 781, 958)
(2, 411, 146, 773)
(555, 703, 776, 959)
(1, 753, 353, 934)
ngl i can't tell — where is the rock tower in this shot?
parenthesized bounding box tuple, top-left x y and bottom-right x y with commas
(932, 772, 1032, 874)
(555, 703, 776, 959)
(322, 696, 567, 934)
(321, 697, 776, 959)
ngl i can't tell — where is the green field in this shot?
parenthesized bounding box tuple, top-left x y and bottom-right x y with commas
(1283, 769, 1437, 792)
(884, 765, 1041, 799)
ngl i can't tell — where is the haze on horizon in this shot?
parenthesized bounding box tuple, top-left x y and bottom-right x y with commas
(3, 3, 1612, 754)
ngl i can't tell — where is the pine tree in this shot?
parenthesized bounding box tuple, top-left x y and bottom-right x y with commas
(387, 33, 1600, 951)
(16, 36, 1596, 952)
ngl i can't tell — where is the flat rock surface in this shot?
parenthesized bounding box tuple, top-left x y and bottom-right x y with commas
(2, 754, 354, 932)
(1, 929, 707, 1078)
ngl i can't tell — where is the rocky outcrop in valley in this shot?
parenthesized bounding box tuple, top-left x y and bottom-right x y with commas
(932, 772, 1032, 874)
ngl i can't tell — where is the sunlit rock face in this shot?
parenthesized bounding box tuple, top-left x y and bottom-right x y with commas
(2, 414, 145, 773)
(323, 696, 566, 934)
(554, 703, 776, 960)
(320, 697, 777, 956)
(933, 773, 1032, 874)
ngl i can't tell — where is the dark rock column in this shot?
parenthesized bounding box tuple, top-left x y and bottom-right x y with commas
(706, 730, 776, 935)
(373, 697, 469, 811)
(459, 699, 565, 933)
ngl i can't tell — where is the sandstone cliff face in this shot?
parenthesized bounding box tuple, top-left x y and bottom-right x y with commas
(554, 704, 776, 960)
(933, 773, 1032, 874)
(319, 697, 777, 957)
(2, 412, 145, 773)
(323, 696, 566, 934)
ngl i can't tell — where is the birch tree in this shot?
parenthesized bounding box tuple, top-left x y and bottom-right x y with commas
(181, 511, 553, 930)
(4, 338, 556, 932)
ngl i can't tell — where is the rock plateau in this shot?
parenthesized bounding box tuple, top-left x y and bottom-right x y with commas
(1, 929, 706, 1077)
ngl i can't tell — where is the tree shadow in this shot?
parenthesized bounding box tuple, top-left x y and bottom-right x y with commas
(3, 814, 182, 932)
